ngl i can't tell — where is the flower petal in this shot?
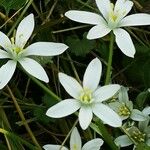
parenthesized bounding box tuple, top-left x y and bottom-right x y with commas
(43, 145, 68, 150)
(113, 28, 135, 58)
(142, 106, 150, 116)
(70, 127, 82, 150)
(19, 57, 49, 83)
(115, 135, 133, 147)
(15, 14, 34, 48)
(120, 14, 150, 27)
(0, 60, 17, 89)
(23, 42, 68, 56)
(94, 84, 120, 102)
(118, 86, 129, 103)
(79, 106, 93, 130)
(87, 24, 111, 40)
(65, 10, 104, 25)
(82, 138, 104, 150)
(46, 99, 80, 118)
(0, 31, 11, 50)
(95, 0, 110, 20)
(114, 0, 133, 19)
(83, 58, 102, 92)
(59, 73, 83, 99)
(130, 109, 147, 121)
(93, 103, 122, 127)
(0, 49, 10, 59)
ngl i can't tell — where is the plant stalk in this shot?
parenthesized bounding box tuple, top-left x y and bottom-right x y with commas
(7, 86, 42, 150)
(105, 32, 115, 85)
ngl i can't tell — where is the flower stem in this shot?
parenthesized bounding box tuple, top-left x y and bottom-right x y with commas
(7, 85, 42, 150)
(98, 32, 119, 150)
(97, 121, 119, 150)
(105, 32, 115, 85)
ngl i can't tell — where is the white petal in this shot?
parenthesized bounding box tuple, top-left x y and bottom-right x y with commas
(46, 99, 80, 118)
(94, 84, 120, 102)
(15, 14, 34, 48)
(93, 103, 122, 127)
(95, 0, 110, 20)
(82, 138, 104, 150)
(0, 50, 10, 59)
(113, 28, 135, 58)
(120, 14, 150, 27)
(23, 42, 68, 56)
(0, 60, 17, 89)
(19, 57, 49, 83)
(118, 86, 129, 103)
(142, 106, 150, 116)
(43, 145, 68, 150)
(115, 135, 133, 147)
(70, 127, 82, 150)
(83, 58, 102, 92)
(65, 10, 104, 25)
(59, 73, 83, 99)
(0, 31, 11, 50)
(114, 0, 133, 19)
(87, 24, 111, 40)
(79, 106, 93, 130)
(130, 109, 147, 121)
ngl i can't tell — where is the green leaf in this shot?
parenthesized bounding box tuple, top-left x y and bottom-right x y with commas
(33, 107, 51, 124)
(0, 0, 27, 14)
(66, 33, 96, 56)
(136, 91, 149, 109)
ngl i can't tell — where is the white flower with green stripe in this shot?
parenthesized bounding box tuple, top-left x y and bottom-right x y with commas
(109, 87, 147, 121)
(0, 14, 68, 89)
(65, 0, 150, 57)
(46, 58, 122, 130)
(43, 127, 104, 150)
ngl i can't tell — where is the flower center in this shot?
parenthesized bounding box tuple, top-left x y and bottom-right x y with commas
(72, 144, 78, 150)
(80, 89, 92, 104)
(11, 37, 23, 54)
(118, 104, 130, 117)
(131, 130, 146, 143)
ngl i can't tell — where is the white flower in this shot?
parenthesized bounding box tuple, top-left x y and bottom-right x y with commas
(65, 0, 150, 57)
(46, 58, 122, 130)
(109, 86, 147, 121)
(115, 107, 150, 147)
(0, 14, 68, 89)
(43, 127, 104, 150)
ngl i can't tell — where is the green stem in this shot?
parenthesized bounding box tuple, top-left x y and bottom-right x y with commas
(98, 121, 119, 150)
(29, 76, 60, 101)
(98, 32, 118, 150)
(7, 86, 42, 150)
(105, 32, 115, 85)
(7, 0, 33, 36)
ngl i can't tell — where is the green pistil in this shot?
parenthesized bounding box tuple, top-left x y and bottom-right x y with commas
(118, 105, 130, 116)
(131, 130, 145, 143)
(13, 46, 22, 54)
(72, 144, 78, 150)
(11, 37, 22, 54)
(80, 89, 92, 104)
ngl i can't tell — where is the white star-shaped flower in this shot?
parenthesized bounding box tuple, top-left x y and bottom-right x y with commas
(43, 127, 104, 150)
(65, 0, 150, 57)
(46, 58, 122, 130)
(0, 14, 68, 89)
(109, 86, 147, 121)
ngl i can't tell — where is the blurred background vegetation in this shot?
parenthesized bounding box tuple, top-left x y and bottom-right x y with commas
(0, 0, 150, 149)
